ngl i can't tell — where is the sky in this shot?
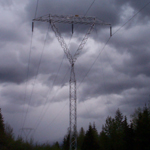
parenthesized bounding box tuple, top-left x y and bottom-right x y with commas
(0, 0, 150, 144)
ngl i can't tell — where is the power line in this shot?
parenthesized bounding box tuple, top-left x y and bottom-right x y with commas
(32, 67, 70, 135)
(22, 24, 50, 129)
(100, 43, 131, 109)
(20, 32, 34, 136)
(34, 0, 39, 18)
(20, 0, 40, 135)
(32, 53, 67, 128)
(31, 0, 98, 133)
(69, 0, 97, 81)
(31, 17, 76, 135)
(85, 0, 96, 16)
(33, 15, 110, 150)
(71, 1, 150, 130)
(43, 101, 68, 129)
(30, 0, 150, 141)
(77, 37, 111, 88)
(113, 1, 150, 36)
(29, 0, 106, 138)
(77, 1, 150, 88)
(68, 0, 96, 48)
(31, 0, 100, 139)
(72, 1, 150, 123)
(21, 0, 96, 135)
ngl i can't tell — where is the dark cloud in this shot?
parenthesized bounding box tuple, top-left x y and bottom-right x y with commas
(112, 0, 150, 24)
(125, 0, 150, 17)
(0, 0, 13, 7)
(114, 49, 150, 77)
(0, 51, 27, 83)
(0, 28, 26, 43)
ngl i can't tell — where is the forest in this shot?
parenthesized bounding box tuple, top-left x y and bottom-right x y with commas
(0, 104, 150, 150)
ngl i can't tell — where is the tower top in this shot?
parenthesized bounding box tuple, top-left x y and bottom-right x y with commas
(33, 14, 111, 25)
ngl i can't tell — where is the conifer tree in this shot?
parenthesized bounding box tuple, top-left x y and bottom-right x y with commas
(101, 109, 129, 150)
(132, 105, 150, 150)
(0, 108, 6, 146)
(82, 123, 99, 150)
(77, 127, 85, 150)
(62, 129, 70, 150)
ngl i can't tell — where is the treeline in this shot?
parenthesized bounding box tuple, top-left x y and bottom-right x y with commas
(0, 105, 150, 150)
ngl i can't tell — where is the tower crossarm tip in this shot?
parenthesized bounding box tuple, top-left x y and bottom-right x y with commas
(33, 14, 111, 26)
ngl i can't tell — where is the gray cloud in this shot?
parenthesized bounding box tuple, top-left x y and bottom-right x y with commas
(0, 0, 13, 7)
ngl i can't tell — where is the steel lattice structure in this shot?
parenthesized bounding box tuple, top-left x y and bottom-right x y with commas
(33, 14, 111, 150)
(20, 128, 34, 141)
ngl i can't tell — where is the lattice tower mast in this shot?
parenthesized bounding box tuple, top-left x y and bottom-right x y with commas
(33, 14, 111, 150)
(20, 128, 34, 142)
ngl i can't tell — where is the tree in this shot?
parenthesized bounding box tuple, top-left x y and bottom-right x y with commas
(51, 141, 61, 150)
(77, 127, 85, 150)
(82, 123, 99, 150)
(101, 109, 130, 150)
(4, 123, 15, 149)
(122, 116, 134, 150)
(99, 130, 110, 150)
(62, 129, 70, 150)
(113, 109, 125, 150)
(131, 105, 150, 150)
(5, 123, 14, 140)
(0, 108, 6, 147)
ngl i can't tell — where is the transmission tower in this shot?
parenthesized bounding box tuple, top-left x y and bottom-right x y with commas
(20, 128, 34, 142)
(32, 14, 111, 150)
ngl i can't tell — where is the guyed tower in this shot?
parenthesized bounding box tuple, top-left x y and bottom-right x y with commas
(32, 14, 111, 150)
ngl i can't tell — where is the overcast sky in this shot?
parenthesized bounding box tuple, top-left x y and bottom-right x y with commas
(0, 0, 150, 143)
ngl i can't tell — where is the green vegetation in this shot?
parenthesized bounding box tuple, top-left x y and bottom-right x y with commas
(0, 104, 150, 150)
